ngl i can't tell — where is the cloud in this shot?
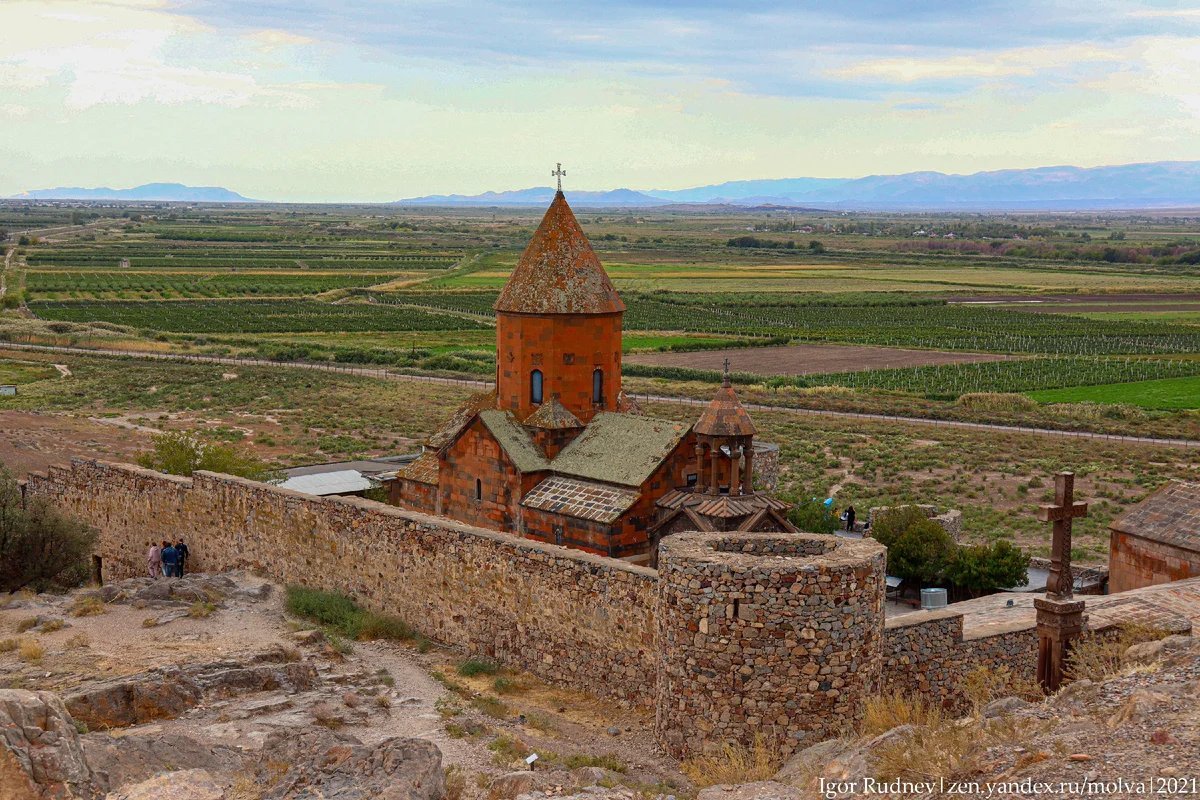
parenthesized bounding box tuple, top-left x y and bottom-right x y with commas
(827, 42, 1125, 83)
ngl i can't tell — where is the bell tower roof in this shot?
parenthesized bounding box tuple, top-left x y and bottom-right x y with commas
(694, 367, 757, 437)
(494, 191, 625, 315)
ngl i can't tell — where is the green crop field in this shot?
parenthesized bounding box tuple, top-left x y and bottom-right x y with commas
(1027, 375, 1200, 410)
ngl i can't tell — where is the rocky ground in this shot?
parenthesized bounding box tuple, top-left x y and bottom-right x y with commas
(3, 572, 1199, 799)
(0, 571, 689, 800)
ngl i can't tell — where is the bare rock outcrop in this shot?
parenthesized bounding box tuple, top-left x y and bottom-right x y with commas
(697, 782, 803, 800)
(105, 768, 224, 800)
(81, 732, 242, 794)
(0, 689, 98, 800)
(242, 728, 444, 800)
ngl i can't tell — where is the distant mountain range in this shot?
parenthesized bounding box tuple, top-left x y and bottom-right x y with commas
(398, 161, 1200, 210)
(8, 183, 255, 202)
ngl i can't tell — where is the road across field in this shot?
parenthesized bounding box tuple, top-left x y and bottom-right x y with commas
(626, 343, 1014, 375)
(3, 341, 1197, 448)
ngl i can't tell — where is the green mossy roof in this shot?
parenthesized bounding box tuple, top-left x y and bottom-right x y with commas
(551, 412, 689, 487)
(478, 409, 551, 474)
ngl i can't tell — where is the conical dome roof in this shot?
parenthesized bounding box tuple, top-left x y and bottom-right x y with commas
(494, 191, 625, 315)
(694, 374, 757, 437)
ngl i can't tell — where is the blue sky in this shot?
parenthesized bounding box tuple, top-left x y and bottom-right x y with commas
(2, 0, 1199, 201)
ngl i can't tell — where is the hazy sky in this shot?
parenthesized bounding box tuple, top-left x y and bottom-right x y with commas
(2, 0, 1200, 201)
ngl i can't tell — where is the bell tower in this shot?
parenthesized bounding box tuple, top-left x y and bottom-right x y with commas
(493, 187, 624, 423)
(692, 362, 757, 495)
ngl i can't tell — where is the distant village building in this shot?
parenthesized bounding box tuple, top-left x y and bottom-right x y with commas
(1109, 480, 1200, 592)
(390, 191, 795, 561)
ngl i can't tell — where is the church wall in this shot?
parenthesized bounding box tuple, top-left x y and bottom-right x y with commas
(390, 477, 437, 515)
(438, 418, 524, 531)
(521, 507, 613, 554)
(25, 459, 659, 709)
(1109, 530, 1200, 593)
(609, 434, 698, 558)
(496, 311, 622, 423)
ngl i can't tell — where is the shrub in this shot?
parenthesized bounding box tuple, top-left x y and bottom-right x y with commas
(458, 658, 500, 677)
(70, 595, 106, 617)
(680, 735, 779, 789)
(65, 633, 90, 649)
(787, 499, 838, 534)
(0, 467, 98, 594)
(188, 601, 217, 618)
(945, 540, 1030, 597)
(878, 516, 955, 587)
(16, 618, 38, 633)
(138, 430, 275, 480)
(957, 393, 1038, 413)
(0, 638, 16, 652)
(18, 638, 44, 662)
(472, 695, 510, 719)
(961, 665, 1043, 714)
(40, 618, 65, 633)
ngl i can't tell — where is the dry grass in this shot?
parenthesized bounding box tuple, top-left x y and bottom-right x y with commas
(65, 632, 90, 649)
(188, 601, 217, 618)
(0, 638, 17, 653)
(16, 617, 39, 633)
(444, 765, 467, 800)
(141, 617, 158, 628)
(873, 714, 1041, 783)
(962, 665, 1044, 715)
(680, 735, 779, 789)
(18, 638, 44, 662)
(860, 692, 945, 736)
(70, 595, 106, 617)
(1066, 623, 1169, 683)
(39, 618, 65, 633)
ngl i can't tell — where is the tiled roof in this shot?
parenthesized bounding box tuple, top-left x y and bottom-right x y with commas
(1110, 480, 1200, 552)
(494, 192, 625, 315)
(521, 475, 640, 524)
(478, 409, 551, 474)
(656, 488, 791, 519)
(401, 450, 440, 485)
(524, 397, 583, 430)
(550, 411, 689, 487)
(693, 377, 756, 437)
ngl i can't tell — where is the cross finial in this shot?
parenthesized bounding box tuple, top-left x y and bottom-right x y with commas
(722, 358, 731, 387)
(552, 163, 566, 193)
(1038, 471, 1089, 600)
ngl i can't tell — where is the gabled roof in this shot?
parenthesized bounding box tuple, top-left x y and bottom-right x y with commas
(426, 390, 497, 450)
(276, 470, 377, 496)
(401, 450, 440, 485)
(494, 192, 625, 315)
(521, 475, 640, 524)
(477, 409, 551, 474)
(1111, 480, 1200, 552)
(550, 411, 689, 487)
(524, 397, 583, 430)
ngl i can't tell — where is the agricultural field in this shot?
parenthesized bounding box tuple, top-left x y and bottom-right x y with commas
(2, 200, 1199, 442)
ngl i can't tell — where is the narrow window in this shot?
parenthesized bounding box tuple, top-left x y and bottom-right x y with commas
(474, 478, 482, 501)
(592, 368, 603, 404)
(530, 369, 543, 404)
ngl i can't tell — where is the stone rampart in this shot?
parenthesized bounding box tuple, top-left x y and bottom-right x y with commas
(655, 532, 886, 757)
(24, 460, 658, 708)
(25, 459, 1061, 757)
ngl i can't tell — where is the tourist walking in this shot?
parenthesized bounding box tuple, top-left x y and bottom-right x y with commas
(147, 541, 162, 579)
(160, 540, 179, 579)
(845, 505, 856, 532)
(175, 539, 190, 577)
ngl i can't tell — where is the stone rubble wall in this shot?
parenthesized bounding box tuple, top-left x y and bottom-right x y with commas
(24, 459, 1050, 755)
(24, 460, 659, 708)
(881, 610, 1036, 709)
(656, 532, 887, 758)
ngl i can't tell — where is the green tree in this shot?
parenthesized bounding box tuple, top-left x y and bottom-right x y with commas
(872, 507, 954, 586)
(946, 540, 1030, 597)
(0, 467, 98, 593)
(138, 431, 275, 480)
(808, 240, 826, 253)
(788, 498, 838, 534)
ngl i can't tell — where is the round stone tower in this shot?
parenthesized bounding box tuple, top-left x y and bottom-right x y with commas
(655, 531, 887, 758)
(493, 191, 624, 423)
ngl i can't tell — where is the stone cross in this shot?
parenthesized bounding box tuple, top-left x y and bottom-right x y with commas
(552, 163, 566, 192)
(722, 358, 731, 386)
(1038, 471, 1088, 600)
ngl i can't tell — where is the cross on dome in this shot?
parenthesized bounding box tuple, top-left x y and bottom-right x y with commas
(552, 163, 566, 192)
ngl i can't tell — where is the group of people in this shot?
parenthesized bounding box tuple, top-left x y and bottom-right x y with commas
(146, 539, 190, 578)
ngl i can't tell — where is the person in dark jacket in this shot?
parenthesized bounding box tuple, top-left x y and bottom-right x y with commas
(845, 505, 857, 532)
(175, 540, 190, 577)
(160, 541, 179, 579)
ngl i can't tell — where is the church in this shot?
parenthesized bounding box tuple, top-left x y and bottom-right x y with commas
(389, 189, 796, 562)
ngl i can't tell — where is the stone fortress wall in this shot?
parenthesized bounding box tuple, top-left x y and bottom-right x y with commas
(27, 458, 1056, 756)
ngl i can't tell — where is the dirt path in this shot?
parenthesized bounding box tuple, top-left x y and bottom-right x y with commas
(4, 342, 1197, 449)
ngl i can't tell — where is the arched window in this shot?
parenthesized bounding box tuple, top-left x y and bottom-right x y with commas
(474, 478, 482, 501)
(592, 368, 604, 404)
(530, 369, 543, 404)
